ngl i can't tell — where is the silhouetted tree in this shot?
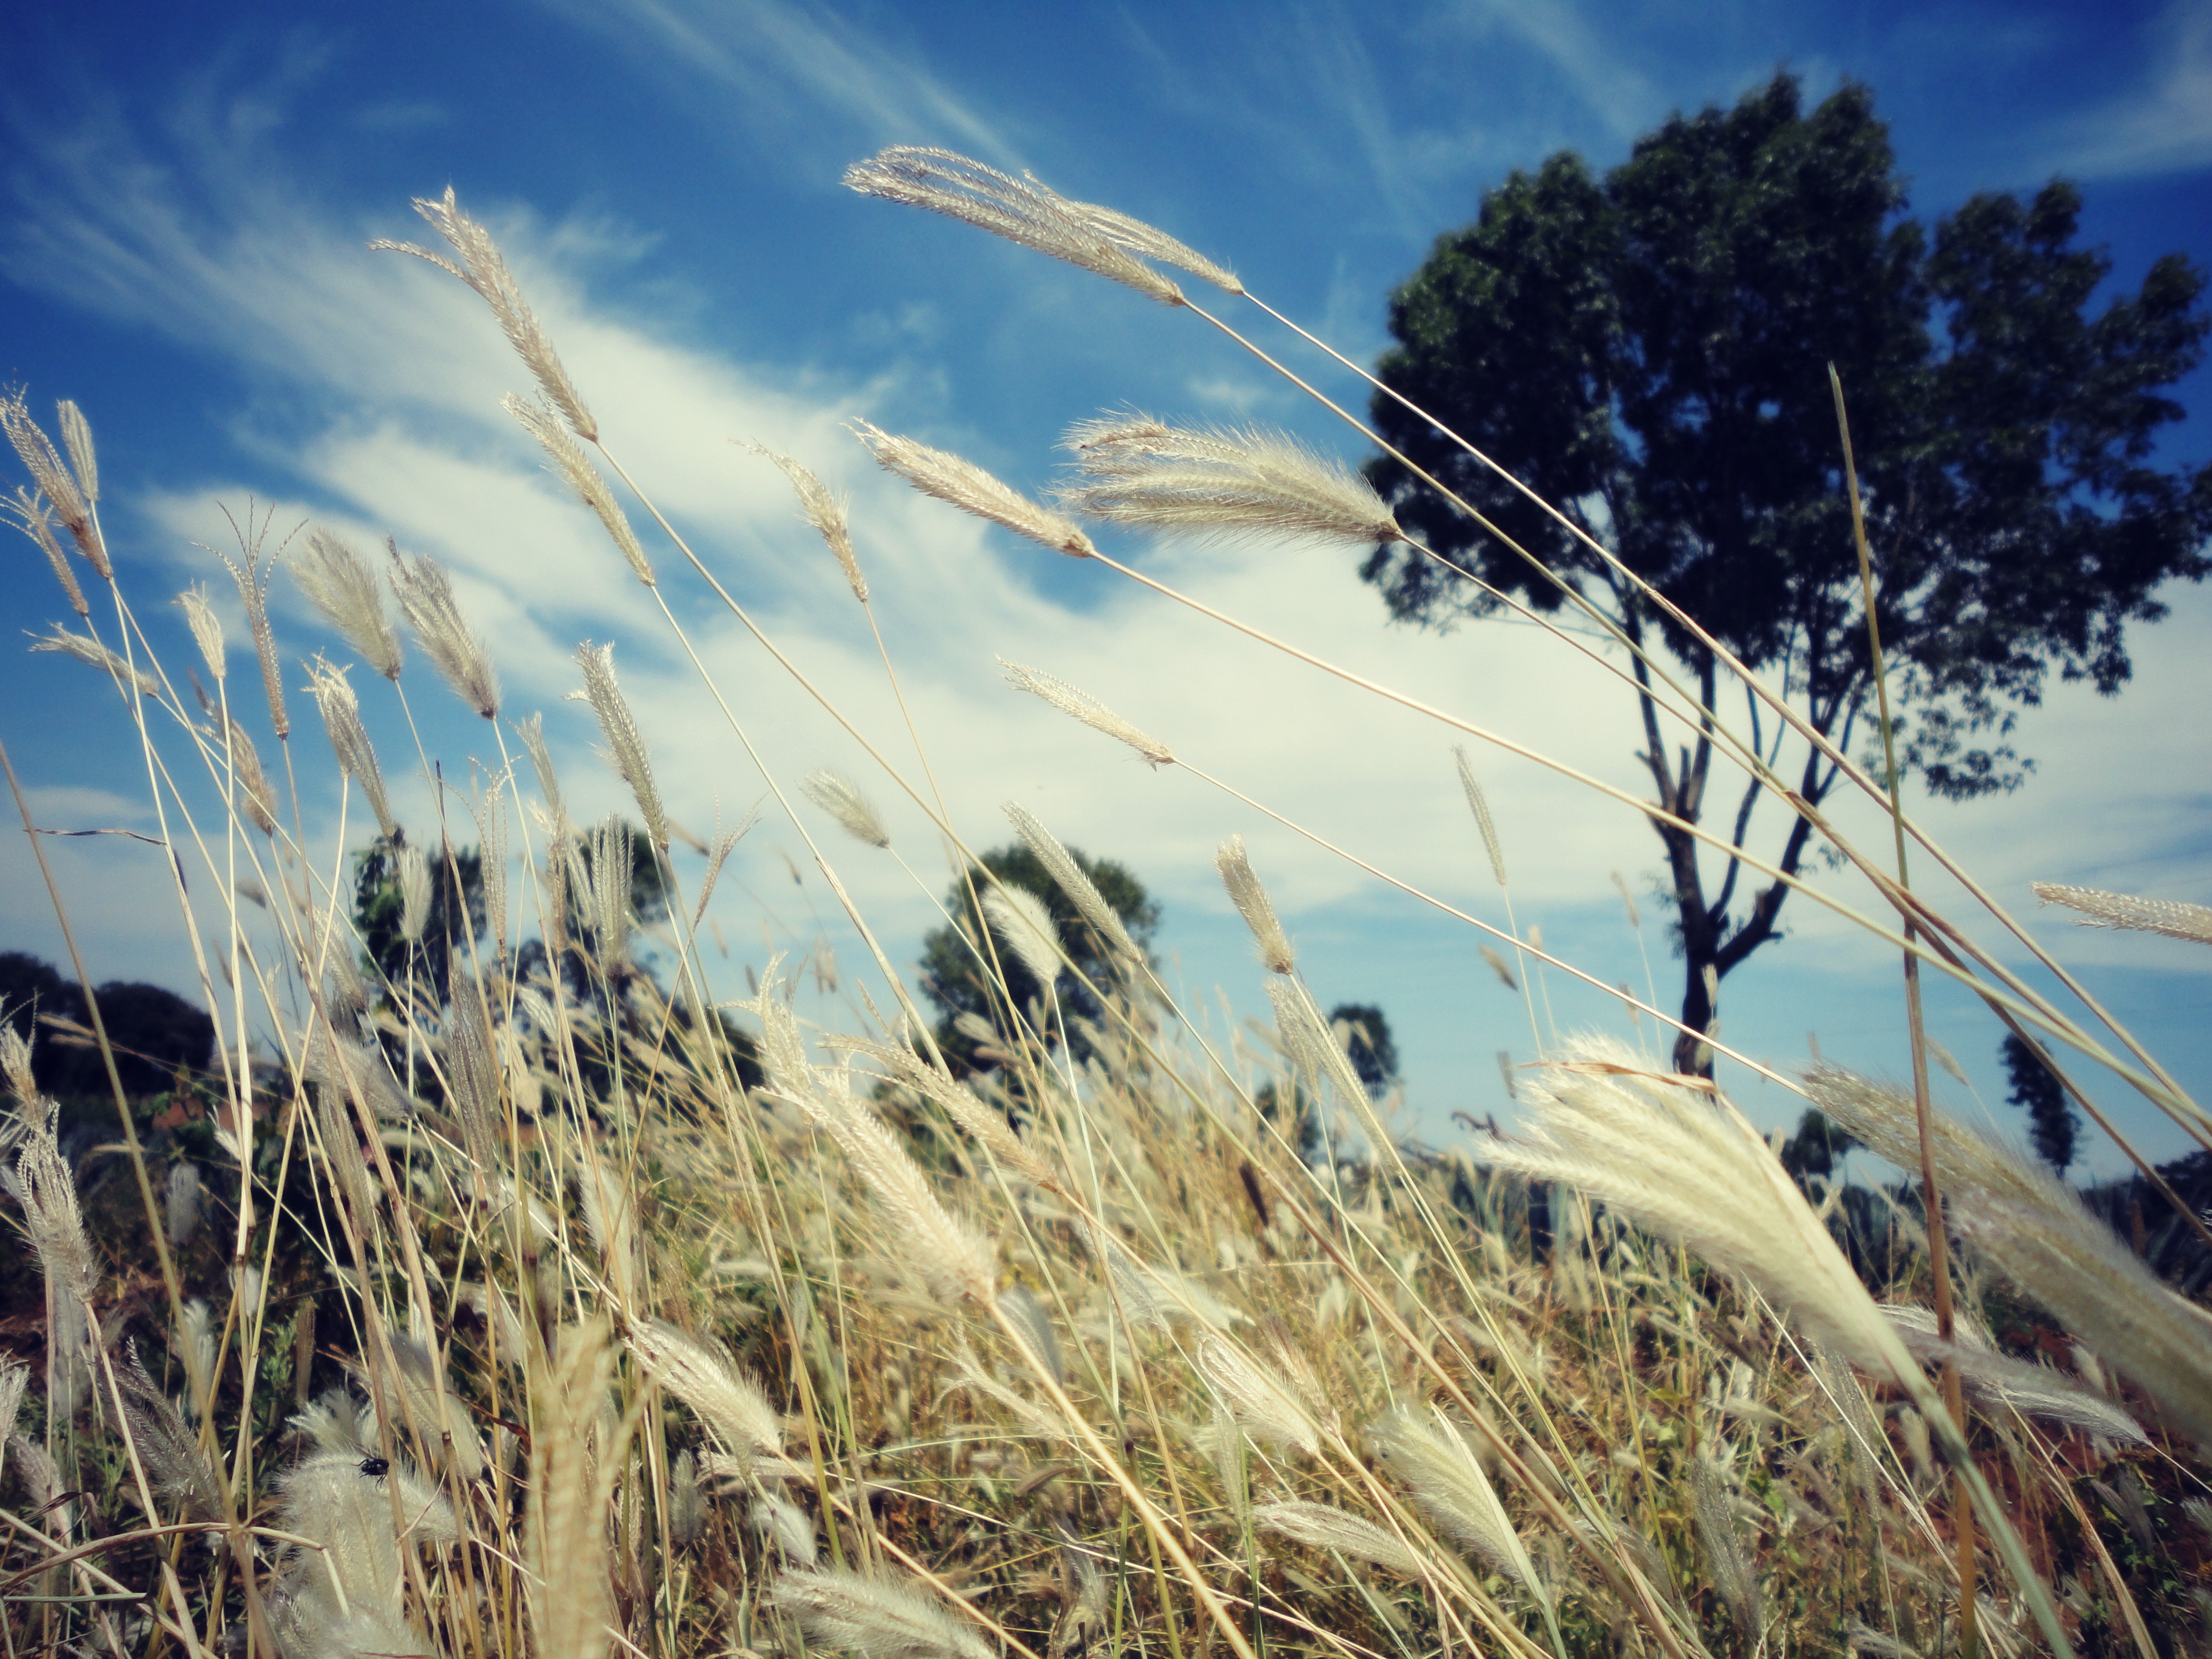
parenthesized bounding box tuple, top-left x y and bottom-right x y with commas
(2003, 1032, 2078, 1173)
(1328, 1002, 1399, 1097)
(1365, 72, 2211, 1074)
(1, 950, 213, 1099)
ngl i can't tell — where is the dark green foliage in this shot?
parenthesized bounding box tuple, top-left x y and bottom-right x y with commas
(1780, 1107, 1858, 1183)
(1364, 73, 2210, 1071)
(353, 839, 487, 996)
(1, 949, 214, 1099)
(1327, 1002, 1399, 1096)
(2003, 1031, 2078, 1173)
(917, 842, 1158, 1075)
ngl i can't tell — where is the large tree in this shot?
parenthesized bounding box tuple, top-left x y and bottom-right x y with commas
(1363, 73, 2211, 1072)
(919, 843, 1159, 1076)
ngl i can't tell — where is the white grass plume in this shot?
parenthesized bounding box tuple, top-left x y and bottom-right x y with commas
(525, 1320, 626, 1659)
(116, 1342, 223, 1520)
(1267, 979, 1369, 1117)
(1054, 193, 1242, 294)
(1369, 1407, 1546, 1604)
(984, 885, 1062, 989)
(851, 419, 1094, 557)
(175, 583, 225, 680)
(375, 187, 597, 441)
(8, 485, 88, 615)
(2030, 882, 2212, 946)
(509, 393, 653, 585)
(843, 146, 1183, 309)
(828, 1032, 1060, 1189)
(1453, 746, 1506, 887)
(30, 623, 163, 698)
(800, 769, 890, 849)
(216, 712, 279, 836)
(573, 642, 666, 848)
(1196, 1335, 1321, 1455)
(768, 1563, 995, 1659)
(397, 843, 433, 944)
(163, 1159, 201, 1248)
(305, 656, 396, 839)
(293, 527, 403, 679)
(1483, 1040, 1915, 1384)
(1880, 1305, 2146, 1444)
(1000, 657, 1174, 768)
(758, 976, 996, 1303)
(14, 1106, 95, 1301)
(392, 549, 500, 719)
(1806, 1063, 2212, 1442)
(1, 390, 105, 575)
(1218, 834, 1294, 975)
(359, 1330, 486, 1481)
(1691, 1454, 1763, 1637)
(1059, 414, 1401, 548)
(626, 1318, 782, 1466)
(1480, 945, 1519, 991)
(1002, 803, 1143, 964)
(1253, 1501, 1422, 1575)
(518, 709, 563, 816)
(754, 444, 864, 600)
(752, 1492, 816, 1561)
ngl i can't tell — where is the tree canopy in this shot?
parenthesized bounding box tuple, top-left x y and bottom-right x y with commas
(1363, 72, 2211, 1069)
(918, 842, 1159, 1076)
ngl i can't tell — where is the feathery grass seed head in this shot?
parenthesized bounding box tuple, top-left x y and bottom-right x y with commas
(392, 549, 500, 719)
(1060, 414, 1401, 548)
(844, 147, 1184, 308)
(1253, 1501, 1422, 1576)
(375, 188, 596, 440)
(306, 657, 395, 839)
(1369, 1408, 1545, 1601)
(768, 1564, 995, 1659)
(1196, 1335, 1320, 1455)
(1453, 747, 1506, 887)
(799, 769, 890, 849)
(754, 444, 863, 599)
(8, 487, 87, 614)
(2031, 882, 2212, 945)
(1, 390, 104, 575)
(293, 527, 403, 679)
(1001, 803, 1142, 964)
(1218, 834, 1293, 974)
(984, 885, 1062, 988)
(627, 1318, 783, 1463)
(851, 420, 1094, 557)
(573, 642, 666, 847)
(1000, 658, 1173, 767)
(30, 624, 163, 697)
(508, 393, 652, 584)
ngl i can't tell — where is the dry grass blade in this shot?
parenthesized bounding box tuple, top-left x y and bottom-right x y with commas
(851, 419, 1094, 556)
(1059, 413, 1401, 547)
(999, 657, 1174, 768)
(768, 1564, 995, 1659)
(2031, 882, 2212, 946)
(843, 146, 1184, 307)
(374, 187, 597, 441)
(293, 526, 404, 679)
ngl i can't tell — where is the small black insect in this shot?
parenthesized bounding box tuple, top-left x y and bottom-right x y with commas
(359, 1456, 390, 1478)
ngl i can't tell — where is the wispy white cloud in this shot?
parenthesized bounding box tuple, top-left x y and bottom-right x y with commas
(1436, 0, 1664, 142)
(2031, 0, 2212, 179)
(527, 0, 1014, 167)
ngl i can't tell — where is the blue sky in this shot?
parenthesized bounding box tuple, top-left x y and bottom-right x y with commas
(5, 0, 2210, 1178)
